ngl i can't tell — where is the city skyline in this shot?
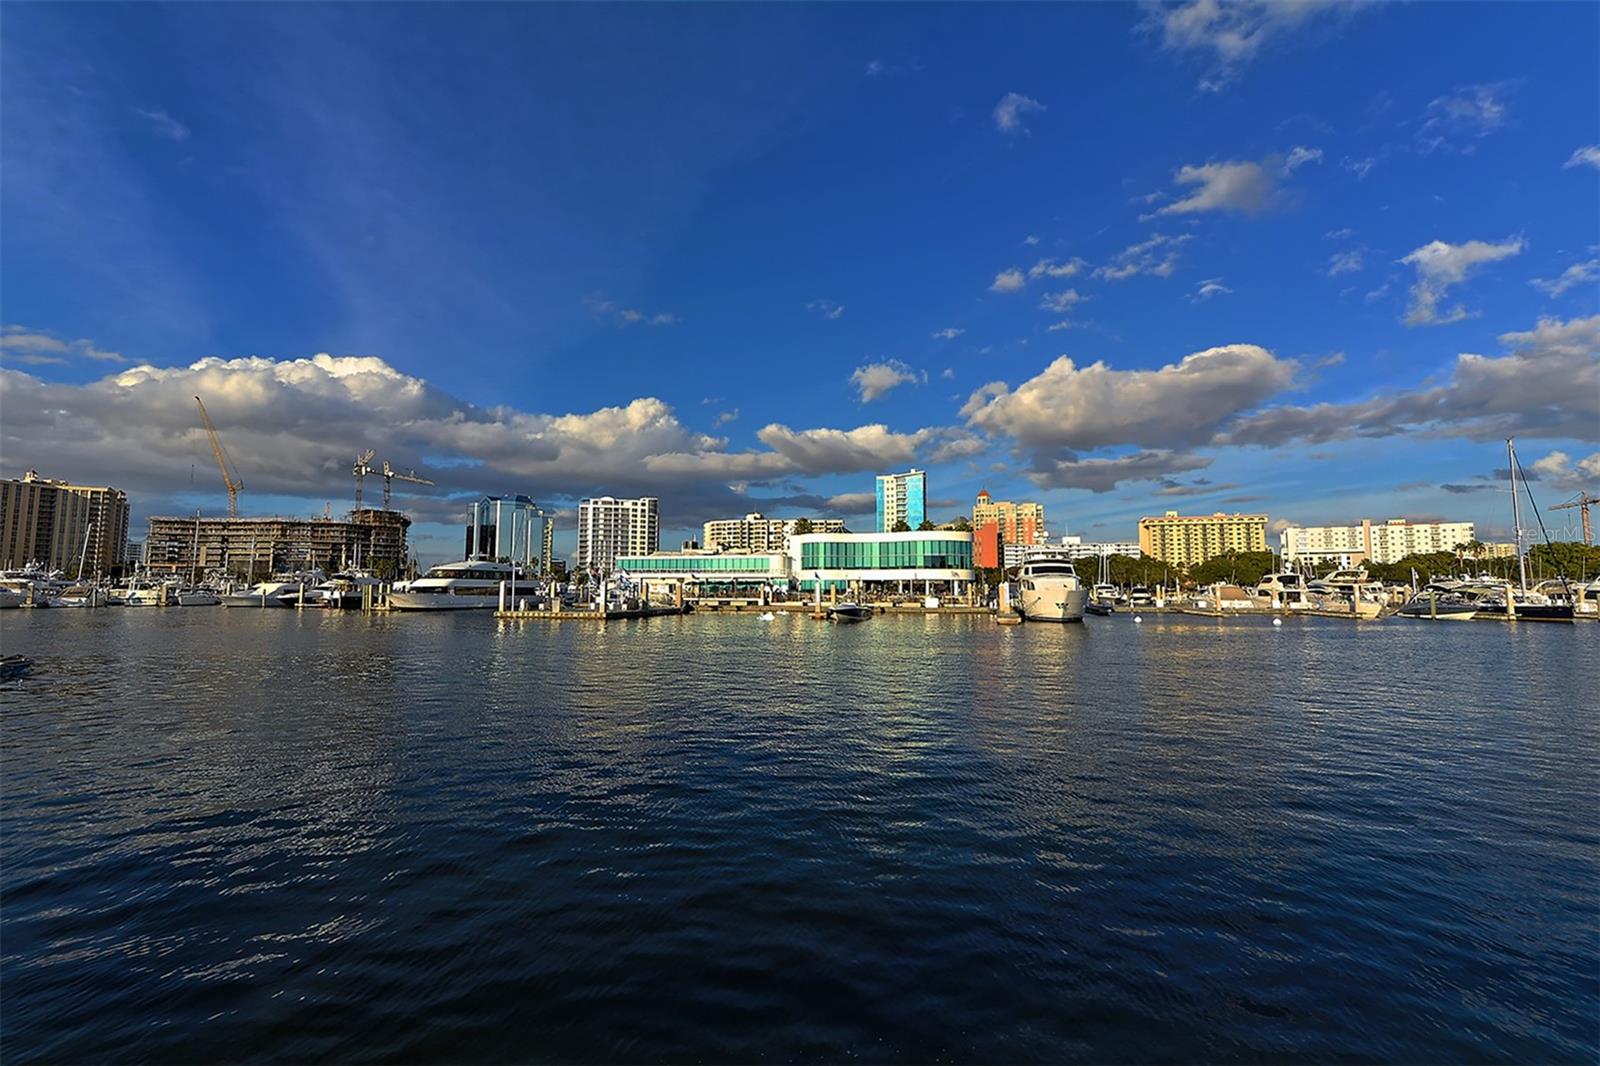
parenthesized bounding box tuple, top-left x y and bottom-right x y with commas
(2, 4, 1597, 564)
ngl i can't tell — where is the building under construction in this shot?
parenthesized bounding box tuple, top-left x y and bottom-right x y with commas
(145, 509, 410, 579)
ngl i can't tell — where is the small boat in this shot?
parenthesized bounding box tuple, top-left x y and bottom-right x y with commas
(49, 584, 107, 608)
(172, 586, 221, 607)
(1397, 585, 1480, 620)
(1084, 600, 1115, 616)
(827, 603, 874, 623)
(0, 655, 31, 680)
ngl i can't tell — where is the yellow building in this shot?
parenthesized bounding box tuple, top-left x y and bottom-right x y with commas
(0, 470, 131, 577)
(1137, 510, 1268, 568)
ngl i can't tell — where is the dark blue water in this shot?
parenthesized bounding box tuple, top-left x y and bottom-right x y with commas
(2, 609, 1596, 1062)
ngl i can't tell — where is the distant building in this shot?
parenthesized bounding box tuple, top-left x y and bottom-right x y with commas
(1479, 541, 1518, 558)
(875, 469, 926, 532)
(702, 513, 847, 553)
(971, 490, 1045, 567)
(577, 496, 659, 573)
(0, 470, 131, 577)
(145, 509, 410, 578)
(791, 529, 975, 595)
(1138, 510, 1268, 567)
(617, 548, 791, 601)
(1280, 518, 1475, 566)
(1058, 535, 1142, 559)
(465, 495, 550, 570)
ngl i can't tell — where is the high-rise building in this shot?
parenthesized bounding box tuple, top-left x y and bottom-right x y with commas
(1138, 510, 1268, 567)
(875, 469, 926, 532)
(1057, 535, 1142, 559)
(702, 513, 848, 553)
(1280, 518, 1475, 566)
(0, 470, 131, 577)
(970, 490, 1046, 567)
(577, 496, 659, 573)
(145, 509, 410, 579)
(464, 495, 550, 570)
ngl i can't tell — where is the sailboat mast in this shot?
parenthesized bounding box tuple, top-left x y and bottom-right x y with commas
(1508, 438, 1528, 591)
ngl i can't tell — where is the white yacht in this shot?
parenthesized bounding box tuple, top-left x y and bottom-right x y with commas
(1254, 571, 1310, 608)
(221, 577, 310, 608)
(308, 570, 383, 609)
(388, 560, 530, 611)
(1015, 553, 1088, 623)
(49, 584, 108, 608)
(172, 585, 221, 606)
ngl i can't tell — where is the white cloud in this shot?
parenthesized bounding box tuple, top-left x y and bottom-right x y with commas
(1400, 237, 1524, 326)
(961, 343, 1298, 452)
(989, 268, 1026, 293)
(941, 368, 956, 380)
(1564, 145, 1600, 170)
(1283, 145, 1323, 173)
(1531, 259, 1600, 298)
(1529, 450, 1600, 493)
(1023, 234, 1041, 246)
(585, 296, 678, 328)
(1342, 156, 1376, 179)
(1417, 83, 1512, 154)
(1095, 233, 1192, 281)
(1324, 227, 1355, 240)
(931, 327, 965, 340)
(807, 299, 845, 320)
(713, 409, 739, 427)
(0, 325, 128, 365)
(1028, 257, 1086, 279)
(133, 107, 190, 142)
(1327, 250, 1364, 277)
(1144, 0, 1366, 91)
(1039, 289, 1086, 313)
(1192, 278, 1233, 302)
(849, 360, 924, 402)
(1045, 321, 1080, 332)
(1028, 450, 1215, 492)
(993, 92, 1045, 134)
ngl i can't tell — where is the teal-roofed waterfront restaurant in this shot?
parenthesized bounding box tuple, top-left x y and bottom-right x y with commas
(789, 530, 974, 599)
(616, 549, 791, 602)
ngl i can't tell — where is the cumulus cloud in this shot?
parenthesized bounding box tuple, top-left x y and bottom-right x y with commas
(1565, 145, 1600, 170)
(849, 360, 924, 402)
(1192, 278, 1233, 302)
(1327, 250, 1364, 277)
(1528, 450, 1600, 493)
(1218, 315, 1600, 447)
(1531, 259, 1600, 298)
(713, 409, 739, 427)
(993, 92, 1045, 134)
(1144, 0, 1367, 91)
(1400, 237, 1524, 325)
(1029, 450, 1215, 492)
(931, 327, 965, 340)
(1028, 257, 1085, 279)
(1095, 233, 1192, 281)
(807, 299, 845, 320)
(1148, 148, 1317, 218)
(0, 352, 964, 530)
(962, 342, 1299, 453)
(1417, 83, 1512, 154)
(1039, 289, 1086, 313)
(989, 268, 1027, 293)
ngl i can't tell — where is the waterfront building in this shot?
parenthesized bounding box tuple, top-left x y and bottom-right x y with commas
(1479, 541, 1518, 558)
(0, 470, 131, 577)
(789, 529, 974, 595)
(464, 494, 550, 571)
(971, 490, 1045, 567)
(1058, 535, 1142, 559)
(1138, 510, 1268, 568)
(702, 512, 847, 553)
(1279, 518, 1475, 566)
(577, 495, 659, 573)
(145, 509, 410, 579)
(875, 469, 926, 532)
(617, 548, 791, 600)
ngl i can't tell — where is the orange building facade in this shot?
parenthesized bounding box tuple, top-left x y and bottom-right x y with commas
(971, 490, 1045, 568)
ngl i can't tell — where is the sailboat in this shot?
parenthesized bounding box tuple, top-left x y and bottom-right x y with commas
(1086, 551, 1116, 615)
(1469, 439, 1574, 622)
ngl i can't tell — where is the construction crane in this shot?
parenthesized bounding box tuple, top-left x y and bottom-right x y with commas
(194, 395, 243, 517)
(381, 460, 434, 509)
(1552, 491, 1597, 544)
(352, 449, 376, 509)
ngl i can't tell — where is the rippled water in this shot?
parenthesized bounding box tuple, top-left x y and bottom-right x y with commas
(2, 609, 1596, 1062)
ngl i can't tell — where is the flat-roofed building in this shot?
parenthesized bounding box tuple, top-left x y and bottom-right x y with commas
(577, 496, 659, 573)
(702, 513, 847, 553)
(971, 490, 1045, 567)
(0, 470, 131, 577)
(1280, 518, 1475, 566)
(1138, 510, 1268, 568)
(875, 469, 926, 532)
(145, 509, 410, 579)
(617, 548, 791, 601)
(789, 529, 974, 595)
(465, 494, 550, 571)
(1057, 535, 1142, 559)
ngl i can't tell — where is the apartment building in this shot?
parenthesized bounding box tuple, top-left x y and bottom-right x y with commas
(577, 496, 659, 573)
(0, 470, 131, 577)
(1137, 510, 1269, 567)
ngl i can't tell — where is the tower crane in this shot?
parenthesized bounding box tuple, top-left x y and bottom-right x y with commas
(381, 460, 435, 509)
(1551, 491, 1596, 544)
(194, 395, 243, 517)
(352, 449, 376, 509)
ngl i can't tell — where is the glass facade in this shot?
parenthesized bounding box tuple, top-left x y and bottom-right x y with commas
(618, 555, 782, 575)
(800, 537, 971, 571)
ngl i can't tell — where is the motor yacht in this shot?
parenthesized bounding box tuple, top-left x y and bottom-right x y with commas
(172, 585, 221, 606)
(388, 560, 529, 611)
(826, 602, 874, 623)
(49, 584, 107, 608)
(1254, 572, 1309, 608)
(0, 564, 65, 606)
(1398, 581, 1481, 620)
(0, 587, 24, 609)
(1016, 554, 1088, 622)
(307, 570, 383, 609)
(221, 577, 311, 608)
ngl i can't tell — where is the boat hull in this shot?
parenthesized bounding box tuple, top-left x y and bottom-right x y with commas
(387, 592, 499, 611)
(827, 605, 873, 623)
(220, 593, 297, 608)
(1018, 584, 1088, 623)
(1470, 603, 1575, 623)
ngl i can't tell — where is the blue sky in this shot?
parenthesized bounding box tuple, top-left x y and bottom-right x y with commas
(2, 1, 1597, 562)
